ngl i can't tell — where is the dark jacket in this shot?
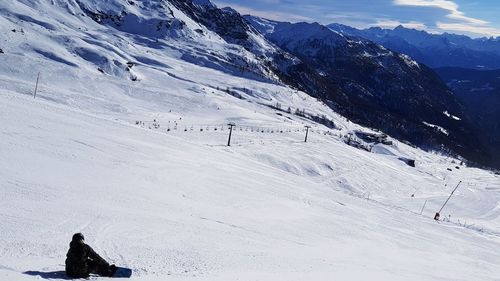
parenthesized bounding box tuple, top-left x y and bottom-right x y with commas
(65, 240, 109, 278)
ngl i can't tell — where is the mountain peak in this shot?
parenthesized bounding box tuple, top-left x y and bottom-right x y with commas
(221, 6, 239, 15)
(192, 0, 216, 8)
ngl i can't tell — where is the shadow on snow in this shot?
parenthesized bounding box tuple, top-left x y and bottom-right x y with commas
(23, 270, 72, 280)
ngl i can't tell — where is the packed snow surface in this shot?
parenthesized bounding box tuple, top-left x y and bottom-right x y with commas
(2, 74, 500, 281)
(1, 0, 500, 280)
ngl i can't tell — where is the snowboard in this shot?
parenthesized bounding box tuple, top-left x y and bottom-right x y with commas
(112, 267, 132, 278)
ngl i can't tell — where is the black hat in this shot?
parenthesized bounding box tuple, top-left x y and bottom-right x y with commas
(72, 233, 84, 242)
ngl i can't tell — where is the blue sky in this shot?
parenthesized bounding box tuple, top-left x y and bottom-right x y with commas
(211, 0, 500, 38)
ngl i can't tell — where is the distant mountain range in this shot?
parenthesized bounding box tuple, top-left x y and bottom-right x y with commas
(328, 23, 500, 70)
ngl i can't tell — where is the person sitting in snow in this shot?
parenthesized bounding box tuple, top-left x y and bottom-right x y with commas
(65, 233, 117, 278)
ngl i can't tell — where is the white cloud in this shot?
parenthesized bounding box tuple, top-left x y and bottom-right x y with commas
(394, 0, 498, 37)
(393, 0, 483, 24)
(372, 19, 427, 30)
(212, 1, 313, 22)
(437, 22, 500, 37)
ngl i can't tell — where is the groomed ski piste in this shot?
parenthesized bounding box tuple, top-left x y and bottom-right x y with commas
(1, 1, 500, 280)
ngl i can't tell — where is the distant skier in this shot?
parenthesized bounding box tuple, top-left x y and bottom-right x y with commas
(65, 233, 117, 278)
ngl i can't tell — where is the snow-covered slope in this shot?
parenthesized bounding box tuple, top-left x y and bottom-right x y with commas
(0, 0, 282, 85)
(3, 0, 492, 166)
(1, 1, 500, 280)
(2, 74, 500, 281)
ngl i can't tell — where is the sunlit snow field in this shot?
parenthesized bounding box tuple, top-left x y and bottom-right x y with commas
(1, 1, 500, 280)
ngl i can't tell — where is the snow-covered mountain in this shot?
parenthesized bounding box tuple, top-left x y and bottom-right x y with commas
(2, 1, 500, 281)
(246, 16, 490, 168)
(2, 0, 490, 167)
(328, 24, 500, 70)
(1, 0, 290, 84)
